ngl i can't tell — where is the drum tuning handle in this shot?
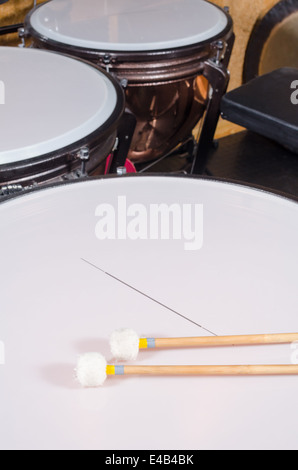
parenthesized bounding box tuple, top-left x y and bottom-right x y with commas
(78, 147, 90, 176)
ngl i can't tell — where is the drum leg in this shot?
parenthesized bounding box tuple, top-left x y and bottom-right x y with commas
(191, 34, 235, 175)
(106, 111, 137, 174)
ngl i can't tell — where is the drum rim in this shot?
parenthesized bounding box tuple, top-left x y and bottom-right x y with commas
(0, 50, 125, 179)
(1, 172, 297, 206)
(25, 1, 233, 60)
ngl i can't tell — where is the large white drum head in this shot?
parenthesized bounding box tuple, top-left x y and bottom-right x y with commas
(0, 47, 117, 164)
(29, 0, 228, 52)
(1, 176, 298, 450)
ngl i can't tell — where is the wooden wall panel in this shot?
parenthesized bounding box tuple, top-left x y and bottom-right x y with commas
(0, 0, 44, 46)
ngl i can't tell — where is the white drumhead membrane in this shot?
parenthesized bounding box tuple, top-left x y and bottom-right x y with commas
(29, 0, 228, 51)
(0, 47, 117, 164)
(0, 176, 298, 450)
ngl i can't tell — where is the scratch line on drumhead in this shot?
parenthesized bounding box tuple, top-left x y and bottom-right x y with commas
(81, 257, 217, 335)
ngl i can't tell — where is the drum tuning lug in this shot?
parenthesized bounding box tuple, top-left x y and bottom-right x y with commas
(224, 6, 230, 13)
(214, 40, 227, 65)
(216, 40, 224, 51)
(103, 54, 112, 73)
(18, 27, 27, 48)
(78, 147, 90, 176)
(120, 78, 128, 89)
(116, 166, 127, 176)
(0, 184, 23, 197)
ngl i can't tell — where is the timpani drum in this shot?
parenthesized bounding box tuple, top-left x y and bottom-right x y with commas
(25, 0, 234, 163)
(0, 46, 124, 190)
(0, 174, 298, 450)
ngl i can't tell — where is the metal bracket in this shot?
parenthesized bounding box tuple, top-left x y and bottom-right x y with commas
(106, 111, 137, 175)
(191, 33, 235, 175)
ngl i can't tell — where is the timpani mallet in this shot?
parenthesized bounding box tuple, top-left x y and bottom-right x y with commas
(75, 353, 298, 387)
(109, 329, 298, 361)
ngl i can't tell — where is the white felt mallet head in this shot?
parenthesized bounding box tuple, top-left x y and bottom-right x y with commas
(76, 352, 107, 387)
(110, 328, 140, 361)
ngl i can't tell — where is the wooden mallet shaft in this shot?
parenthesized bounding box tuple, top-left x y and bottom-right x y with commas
(77, 354, 298, 387)
(140, 333, 298, 350)
(107, 364, 298, 377)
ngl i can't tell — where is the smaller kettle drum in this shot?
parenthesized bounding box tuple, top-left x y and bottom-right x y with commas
(25, 0, 234, 164)
(0, 46, 124, 189)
